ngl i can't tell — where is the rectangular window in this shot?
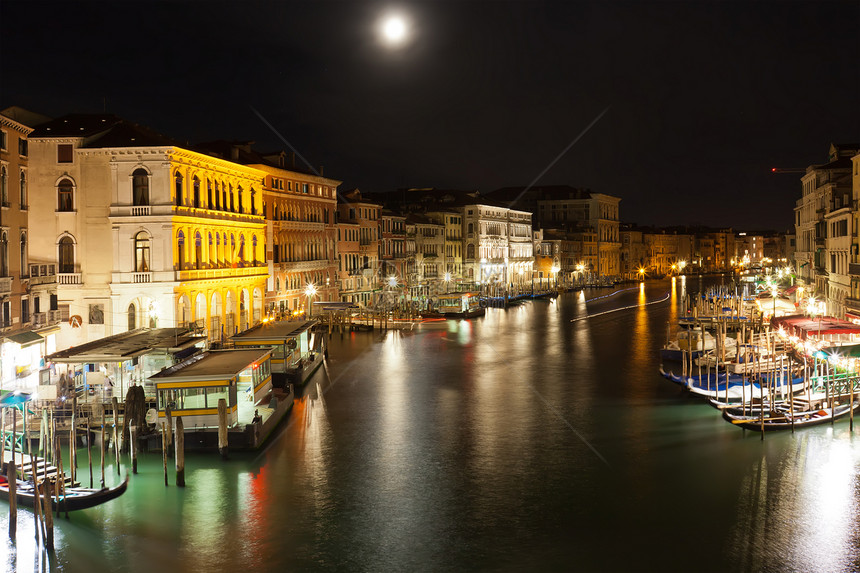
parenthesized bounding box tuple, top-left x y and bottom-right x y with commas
(57, 144, 73, 163)
(302, 183, 309, 194)
(18, 139, 27, 157)
(0, 131, 6, 150)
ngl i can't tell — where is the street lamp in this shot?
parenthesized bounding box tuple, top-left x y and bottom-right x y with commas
(443, 271, 451, 293)
(638, 267, 645, 282)
(304, 283, 317, 318)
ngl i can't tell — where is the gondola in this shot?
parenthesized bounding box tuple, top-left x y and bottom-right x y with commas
(721, 402, 859, 432)
(0, 470, 128, 512)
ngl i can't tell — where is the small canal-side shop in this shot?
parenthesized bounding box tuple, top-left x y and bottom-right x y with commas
(45, 328, 206, 405)
(229, 320, 323, 385)
(147, 348, 292, 449)
(149, 348, 273, 428)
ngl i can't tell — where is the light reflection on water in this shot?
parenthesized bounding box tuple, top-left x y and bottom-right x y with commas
(2, 279, 860, 571)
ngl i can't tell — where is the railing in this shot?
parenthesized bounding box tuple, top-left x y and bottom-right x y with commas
(133, 272, 152, 283)
(131, 206, 151, 216)
(32, 309, 63, 326)
(58, 273, 81, 285)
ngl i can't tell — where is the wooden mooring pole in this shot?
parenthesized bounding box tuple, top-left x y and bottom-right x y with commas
(113, 397, 121, 475)
(7, 459, 16, 540)
(129, 424, 138, 475)
(161, 422, 168, 487)
(86, 417, 93, 488)
(218, 399, 228, 460)
(175, 416, 185, 487)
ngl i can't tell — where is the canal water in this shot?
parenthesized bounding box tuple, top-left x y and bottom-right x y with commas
(2, 278, 860, 572)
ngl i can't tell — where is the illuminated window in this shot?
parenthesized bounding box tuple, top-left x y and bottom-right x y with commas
(0, 166, 7, 205)
(57, 178, 74, 211)
(0, 232, 7, 276)
(19, 171, 26, 208)
(58, 235, 74, 273)
(132, 169, 149, 206)
(174, 172, 183, 206)
(134, 232, 150, 272)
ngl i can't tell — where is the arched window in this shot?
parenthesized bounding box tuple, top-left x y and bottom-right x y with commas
(229, 185, 235, 212)
(19, 232, 26, 274)
(195, 232, 202, 269)
(193, 177, 201, 208)
(174, 172, 183, 206)
(127, 303, 136, 330)
(134, 232, 150, 272)
(222, 184, 228, 211)
(19, 171, 26, 208)
(58, 236, 75, 273)
(177, 231, 185, 269)
(207, 180, 213, 209)
(132, 168, 149, 206)
(237, 186, 244, 213)
(0, 166, 7, 205)
(57, 178, 74, 211)
(467, 244, 475, 260)
(250, 189, 256, 215)
(214, 181, 221, 210)
(252, 235, 258, 264)
(0, 232, 7, 276)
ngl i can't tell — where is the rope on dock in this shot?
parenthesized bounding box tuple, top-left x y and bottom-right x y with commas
(571, 292, 671, 322)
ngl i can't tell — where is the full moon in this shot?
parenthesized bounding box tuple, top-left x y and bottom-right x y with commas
(381, 15, 408, 45)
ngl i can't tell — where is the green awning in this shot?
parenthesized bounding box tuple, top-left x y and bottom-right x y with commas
(6, 331, 44, 347)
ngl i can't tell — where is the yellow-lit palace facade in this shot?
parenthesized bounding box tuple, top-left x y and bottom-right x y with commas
(27, 114, 268, 348)
(109, 146, 268, 342)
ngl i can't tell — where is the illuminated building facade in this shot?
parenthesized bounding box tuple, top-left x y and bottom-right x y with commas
(379, 209, 408, 286)
(27, 115, 268, 349)
(337, 189, 380, 306)
(247, 152, 339, 316)
(426, 209, 464, 286)
(462, 202, 533, 294)
(0, 109, 56, 392)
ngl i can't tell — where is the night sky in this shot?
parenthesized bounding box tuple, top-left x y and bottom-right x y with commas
(3, 1, 858, 231)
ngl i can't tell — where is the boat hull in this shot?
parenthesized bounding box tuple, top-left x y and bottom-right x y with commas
(722, 403, 858, 432)
(0, 474, 128, 512)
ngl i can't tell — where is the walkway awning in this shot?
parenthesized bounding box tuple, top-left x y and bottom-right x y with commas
(5, 331, 44, 348)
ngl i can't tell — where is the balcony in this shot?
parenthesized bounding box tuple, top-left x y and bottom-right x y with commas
(177, 265, 267, 282)
(32, 310, 62, 328)
(58, 273, 81, 285)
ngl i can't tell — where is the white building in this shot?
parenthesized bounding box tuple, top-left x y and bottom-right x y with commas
(27, 114, 268, 350)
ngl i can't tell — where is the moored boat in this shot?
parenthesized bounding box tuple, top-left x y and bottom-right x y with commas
(0, 469, 128, 512)
(722, 402, 859, 432)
